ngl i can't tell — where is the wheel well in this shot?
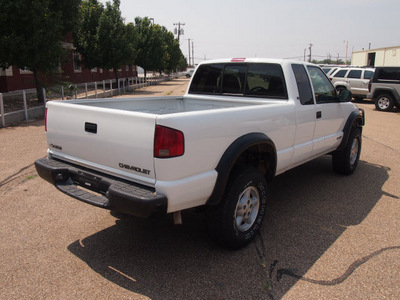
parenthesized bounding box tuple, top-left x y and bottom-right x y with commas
(336, 85, 347, 91)
(232, 143, 274, 181)
(375, 90, 394, 99)
(206, 134, 276, 206)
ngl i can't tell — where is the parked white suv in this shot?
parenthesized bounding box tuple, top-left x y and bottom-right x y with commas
(330, 67, 375, 100)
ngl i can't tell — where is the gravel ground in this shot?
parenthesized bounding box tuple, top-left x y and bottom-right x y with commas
(0, 79, 399, 299)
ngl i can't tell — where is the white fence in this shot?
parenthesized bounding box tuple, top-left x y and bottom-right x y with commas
(0, 74, 180, 128)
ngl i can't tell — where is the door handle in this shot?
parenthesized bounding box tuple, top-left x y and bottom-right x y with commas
(316, 111, 322, 119)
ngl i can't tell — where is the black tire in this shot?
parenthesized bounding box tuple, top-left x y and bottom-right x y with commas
(353, 96, 364, 102)
(375, 93, 394, 112)
(332, 127, 361, 175)
(207, 166, 268, 249)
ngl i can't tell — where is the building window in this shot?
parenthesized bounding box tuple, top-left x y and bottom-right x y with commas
(0, 66, 13, 76)
(20, 67, 33, 74)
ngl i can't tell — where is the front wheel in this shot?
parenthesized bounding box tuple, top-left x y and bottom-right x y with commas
(332, 127, 361, 175)
(375, 94, 394, 112)
(207, 166, 268, 249)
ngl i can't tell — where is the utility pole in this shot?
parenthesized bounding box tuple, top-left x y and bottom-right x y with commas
(308, 43, 313, 62)
(192, 40, 194, 66)
(187, 39, 191, 67)
(173, 22, 185, 43)
(327, 53, 332, 64)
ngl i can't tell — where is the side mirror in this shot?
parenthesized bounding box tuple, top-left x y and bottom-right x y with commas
(338, 89, 352, 102)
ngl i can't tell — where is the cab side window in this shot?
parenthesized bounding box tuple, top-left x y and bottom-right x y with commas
(307, 66, 337, 103)
(292, 64, 314, 105)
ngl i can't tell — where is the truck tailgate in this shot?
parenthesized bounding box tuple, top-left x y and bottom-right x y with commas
(46, 101, 157, 186)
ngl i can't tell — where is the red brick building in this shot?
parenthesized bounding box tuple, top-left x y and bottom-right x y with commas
(0, 35, 137, 93)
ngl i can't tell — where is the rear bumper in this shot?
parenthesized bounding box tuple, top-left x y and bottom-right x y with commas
(35, 157, 167, 218)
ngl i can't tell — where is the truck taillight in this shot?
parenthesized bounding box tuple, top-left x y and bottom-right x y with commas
(45, 108, 47, 132)
(154, 125, 184, 158)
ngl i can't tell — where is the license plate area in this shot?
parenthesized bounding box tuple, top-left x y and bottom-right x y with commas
(70, 171, 108, 195)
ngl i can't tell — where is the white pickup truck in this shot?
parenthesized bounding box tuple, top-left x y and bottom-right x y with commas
(35, 58, 365, 249)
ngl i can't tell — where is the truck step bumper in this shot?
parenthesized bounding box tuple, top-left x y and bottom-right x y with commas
(35, 157, 167, 218)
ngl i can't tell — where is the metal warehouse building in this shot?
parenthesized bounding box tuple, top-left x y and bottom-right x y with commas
(352, 45, 400, 67)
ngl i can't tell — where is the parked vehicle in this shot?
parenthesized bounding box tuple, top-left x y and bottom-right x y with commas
(367, 66, 400, 112)
(183, 69, 195, 78)
(35, 58, 365, 249)
(322, 66, 340, 77)
(330, 67, 375, 100)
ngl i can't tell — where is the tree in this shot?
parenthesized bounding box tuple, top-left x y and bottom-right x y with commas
(97, 0, 133, 83)
(73, 0, 104, 69)
(0, 0, 81, 103)
(161, 27, 183, 73)
(132, 18, 186, 77)
(74, 0, 133, 84)
(132, 17, 165, 78)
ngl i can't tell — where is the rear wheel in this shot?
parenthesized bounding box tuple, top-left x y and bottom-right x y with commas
(375, 94, 394, 112)
(207, 166, 268, 249)
(332, 127, 361, 175)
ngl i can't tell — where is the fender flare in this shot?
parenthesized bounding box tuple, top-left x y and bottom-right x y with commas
(206, 133, 276, 206)
(372, 87, 400, 102)
(335, 83, 349, 91)
(337, 108, 365, 151)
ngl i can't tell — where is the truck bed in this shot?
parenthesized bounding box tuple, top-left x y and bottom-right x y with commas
(71, 96, 262, 115)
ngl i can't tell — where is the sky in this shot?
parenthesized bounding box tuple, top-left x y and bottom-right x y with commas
(99, 0, 399, 65)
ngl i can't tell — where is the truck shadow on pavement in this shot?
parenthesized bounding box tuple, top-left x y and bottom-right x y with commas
(68, 156, 391, 299)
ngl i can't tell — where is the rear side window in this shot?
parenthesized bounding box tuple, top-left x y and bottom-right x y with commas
(292, 64, 314, 105)
(348, 70, 362, 79)
(377, 68, 400, 81)
(189, 63, 287, 99)
(334, 69, 348, 78)
(364, 70, 374, 79)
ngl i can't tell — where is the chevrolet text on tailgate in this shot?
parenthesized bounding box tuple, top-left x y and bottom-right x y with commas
(35, 58, 365, 249)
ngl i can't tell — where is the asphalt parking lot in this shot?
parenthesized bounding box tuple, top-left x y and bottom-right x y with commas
(0, 78, 399, 299)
